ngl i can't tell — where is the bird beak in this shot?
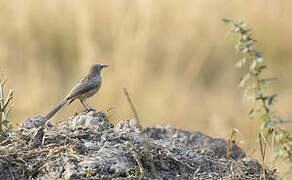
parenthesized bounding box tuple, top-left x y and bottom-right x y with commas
(101, 64, 109, 68)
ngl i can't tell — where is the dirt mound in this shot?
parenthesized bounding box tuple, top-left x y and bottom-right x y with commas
(0, 111, 276, 179)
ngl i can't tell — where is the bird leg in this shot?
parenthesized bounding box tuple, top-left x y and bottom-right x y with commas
(80, 100, 95, 111)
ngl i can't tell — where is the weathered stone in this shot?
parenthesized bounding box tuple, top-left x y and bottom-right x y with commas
(0, 110, 276, 180)
(144, 126, 246, 160)
(20, 115, 47, 129)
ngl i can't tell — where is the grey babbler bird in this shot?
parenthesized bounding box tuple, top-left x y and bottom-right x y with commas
(45, 64, 108, 120)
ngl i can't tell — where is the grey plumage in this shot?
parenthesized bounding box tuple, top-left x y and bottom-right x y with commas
(45, 64, 108, 120)
(45, 99, 68, 120)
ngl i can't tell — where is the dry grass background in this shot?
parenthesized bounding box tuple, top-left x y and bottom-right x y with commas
(0, 0, 291, 175)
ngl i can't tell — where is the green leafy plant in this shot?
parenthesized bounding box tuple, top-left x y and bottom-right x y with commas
(223, 18, 292, 171)
(0, 75, 13, 138)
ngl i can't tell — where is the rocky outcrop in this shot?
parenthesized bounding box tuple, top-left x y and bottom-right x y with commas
(0, 111, 276, 179)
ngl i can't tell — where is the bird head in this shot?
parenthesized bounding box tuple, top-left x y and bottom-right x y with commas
(89, 64, 108, 75)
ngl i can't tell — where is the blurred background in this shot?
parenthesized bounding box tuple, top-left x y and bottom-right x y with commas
(0, 0, 291, 174)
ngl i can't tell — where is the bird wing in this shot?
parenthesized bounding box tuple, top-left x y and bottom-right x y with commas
(65, 80, 97, 100)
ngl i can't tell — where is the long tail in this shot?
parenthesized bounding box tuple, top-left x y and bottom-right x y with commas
(45, 99, 68, 120)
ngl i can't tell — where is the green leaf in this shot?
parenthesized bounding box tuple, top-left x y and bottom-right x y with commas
(249, 106, 261, 117)
(239, 73, 250, 87)
(258, 132, 267, 161)
(249, 60, 257, 71)
(268, 94, 278, 105)
(256, 65, 267, 72)
(241, 47, 249, 53)
(268, 127, 274, 134)
(241, 34, 248, 41)
(234, 27, 240, 32)
(241, 28, 251, 34)
(254, 51, 263, 57)
(0, 84, 4, 107)
(247, 39, 256, 46)
(256, 57, 264, 63)
(3, 89, 13, 110)
(222, 18, 232, 23)
(0, 79, 7, 86)
(4, 107, 12, 118)
(235, 58, 246, 68)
